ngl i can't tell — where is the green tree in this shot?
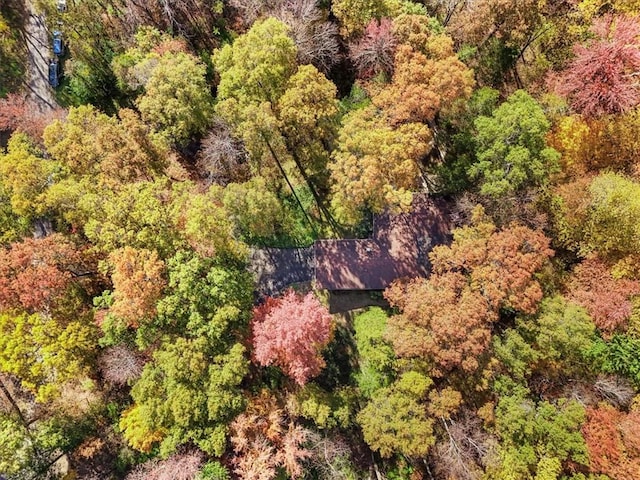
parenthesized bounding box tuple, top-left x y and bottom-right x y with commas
(353, 307, 396, 397)
(43, 105, 110, 177)
(597, 334, 640, 388)
(0, 132, 57, 220)
(137, 52, 214, 145)
(357, 371, 435, 458)
(214, 19, 341, 230)
(44, 0, 123, 110)
(143, 250, 253, 347)
(0, 9, 24, 96)
(0, 181, 30, 244)
(331, 0, 391, 36)
(495, 296, 597, 381)
(223, 177, 285, 240)
(120, 249, 252, 458)
(583, 172, 640, 261)
(82, 179, 181, 256)
(122, 337, 247, 457)
(435, 87, 500, 194)
(0, 413, 32, 476)
(331, 0, 425, 37)
(468, 90, 560, 198)
(530, 296, 597, 373)
(488, 379, 588, 480)
(111, 27, 184, 93)
(172, 183, 248, 261)
(214, 18, 297, 111)
(277, 64, 339, 192)
(292, 383, 356, 430)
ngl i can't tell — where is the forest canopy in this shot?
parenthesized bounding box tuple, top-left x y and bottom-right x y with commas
(2, 0, 640, 479)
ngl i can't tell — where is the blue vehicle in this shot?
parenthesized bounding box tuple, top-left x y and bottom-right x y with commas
(53, 30, 64, 56)
(48, 60, 59, 88)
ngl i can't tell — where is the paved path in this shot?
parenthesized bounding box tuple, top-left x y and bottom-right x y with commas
(22, 0, 58, 112)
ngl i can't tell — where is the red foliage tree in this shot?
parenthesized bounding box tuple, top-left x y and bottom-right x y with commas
(583, 405, 623, 474)
(555, 15, 640, 117)
(386, 209, 553, 376)
(385, 272, 496, 375)
(583, 404, 640, 478)
(349, 18, 397, 79)
(568, 257, 640, 334)
(430, 210, 554, 314)
(0, 93, 65, 141)
(252, 290, 334, 386)
(0, 234, 92, 313)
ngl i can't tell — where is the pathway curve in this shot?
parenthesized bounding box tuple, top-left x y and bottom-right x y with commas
(21, 0, 58, 112)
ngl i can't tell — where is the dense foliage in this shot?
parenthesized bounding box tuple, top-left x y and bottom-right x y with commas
(2, 0, 640, 478)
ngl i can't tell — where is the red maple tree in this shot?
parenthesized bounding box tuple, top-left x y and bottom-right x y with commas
(430, 216, 554, 314)
(251, 290, 334, 386)
(583, 404, 640, 478)
(555, 15, 640, 116)
(385, 272, 496, 375)
(568, 257, 640, 334)
(0, 234, 92, 313)
(0, 93, 65, 140)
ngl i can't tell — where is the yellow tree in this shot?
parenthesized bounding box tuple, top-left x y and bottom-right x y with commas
(0, 311, 97, 402)
(329, 106, 431, 225)
(108, 247, 166, 328)
(277, 64, 339, 188)
(136, 51, 214, 146)
(373, 15, 474, 126)
(0, 132, 56, 220)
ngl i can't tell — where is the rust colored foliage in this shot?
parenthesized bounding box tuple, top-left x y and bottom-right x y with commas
(373, 44, 474, 126)
(0, 93, 65, 141)
(583, 404, 640, 479)
(371, 15, 474, 126)
(0, 234, 90, 313)
(252, 290, 334, 386)
(568, 257, 640, 334)
(386, 209, 553, 375)
(108, 247, 166, 328)
(555, 15, 640, 117)
(385, 272, 496, 375)
(430, 211, 554, 314)
(349, 18, 397, 79)
(230, 392, 311, 480)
